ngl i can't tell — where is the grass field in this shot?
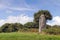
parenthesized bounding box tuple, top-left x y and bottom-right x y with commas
(0, 32, 60, 40)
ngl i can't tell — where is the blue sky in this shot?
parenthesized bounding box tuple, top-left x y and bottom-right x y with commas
(0, 0, 60, 26)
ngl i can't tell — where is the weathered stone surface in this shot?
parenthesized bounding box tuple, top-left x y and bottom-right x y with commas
(39, 14, 46, 33)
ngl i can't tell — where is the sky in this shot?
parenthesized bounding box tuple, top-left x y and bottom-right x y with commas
(0, 0, 60, 26)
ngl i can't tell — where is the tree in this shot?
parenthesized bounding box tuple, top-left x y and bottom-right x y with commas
(46, 24, 51, 29)
(1, 23, 10, 32)
(24, 22, 39, 28)
(0, 23, 23, 32)
(24, 22, 34, 28)
(34, 10, 52, 33)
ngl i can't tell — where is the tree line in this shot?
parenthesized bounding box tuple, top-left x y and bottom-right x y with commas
(0, 22, 39, 32)
(0, 22, 60, 34)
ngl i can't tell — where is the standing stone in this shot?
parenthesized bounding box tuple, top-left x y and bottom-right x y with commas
(39, 14, 46, 33)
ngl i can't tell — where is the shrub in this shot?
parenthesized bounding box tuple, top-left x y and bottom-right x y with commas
(43, 28, 60, 35)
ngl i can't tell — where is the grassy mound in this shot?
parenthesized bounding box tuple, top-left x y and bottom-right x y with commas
(0, 32, 60, 40)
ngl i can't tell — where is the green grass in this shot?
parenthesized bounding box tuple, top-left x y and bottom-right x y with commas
(0, 32, 60, 40)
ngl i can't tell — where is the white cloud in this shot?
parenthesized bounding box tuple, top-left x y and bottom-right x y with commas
(9, 7, 34, 11)
(0, 0, 35, 11)
(47, 16, 60, 26)
(17, 14, 33, 24)
(0, 3, 34, 11)
(0, 20, 5, 26)
(0, 14, 33, 26)
(0, 15, 60, 26)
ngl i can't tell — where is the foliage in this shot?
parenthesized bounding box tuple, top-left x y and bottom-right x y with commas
(24, 22, 34, 28)
(0, 22, 38, 32)
(24, 22, 38, 28)
(43, 25, 60, 35)
(0, 23, 23, 32)
(46, 24, 51, 29)
(34, 10, 52, 24)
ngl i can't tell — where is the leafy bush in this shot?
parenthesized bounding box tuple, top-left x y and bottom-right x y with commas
(43, 28, 60, 35)
(0, 23, 23, 32)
